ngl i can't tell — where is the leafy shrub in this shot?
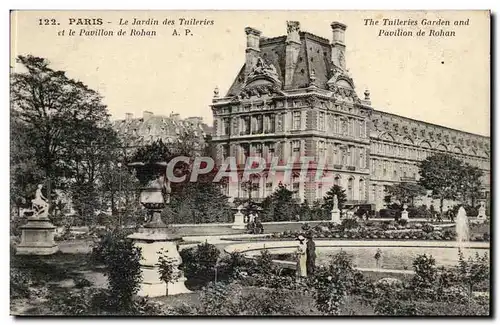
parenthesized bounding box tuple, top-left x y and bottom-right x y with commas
(217, 251, 254, 281)
(180, 242, 220, 290)
(91, 229, 142, 311)
(312, 251, 359, 315)
(186, 282, 309, 316)
(411, 254, 437, 293)
(442, 229, 456, 239)
(254, 249, 276, 276)
(397, 218, 408, 227)
(340, 218, 358, 231)
(421, 223, 434, 233)
(457, 251, 489, 295)
(379, 209, 399, 219)
(301, 223, 312, 231)
(10, 267, 32, 299)
(380, 220, 394, 231)
(374, 295, 419, 316)
(49, 287, 164, 316)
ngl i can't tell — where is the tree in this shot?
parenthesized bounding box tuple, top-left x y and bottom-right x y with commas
(128, 139, 231, 224)
(157, 248, 179, 296)
(386, 182, 427, 206)
(11, 55, 111, 208)
(459, 163, 484, 206)
(262, 182, 299, 221)
(322, 185, 347, 212)
(457, 250, 489, 296)
(66, 124, 121, 222)
(418, 153, 464, 214)
(240, 175, 260, 203)
(10, 116, 45, 216)
(98, 162, 141, 224)
(91, 229, 142, 312)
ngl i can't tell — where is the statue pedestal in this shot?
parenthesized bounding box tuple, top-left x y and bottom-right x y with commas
(128, 227, 191, 297)
(16, 217, 59, 255)
(331, 209, 341, 225)
(232, 211, 245, 229)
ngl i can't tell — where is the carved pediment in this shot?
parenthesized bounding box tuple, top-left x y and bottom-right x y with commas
(237, 83, 284, 100)
(245, 57, 281, 86)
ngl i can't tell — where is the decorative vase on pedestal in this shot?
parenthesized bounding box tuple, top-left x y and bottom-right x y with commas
(127, 162, 191, 297)
(16, 183, 58, 255)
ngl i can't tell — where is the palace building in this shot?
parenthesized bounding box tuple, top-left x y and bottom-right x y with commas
(210, 21, 490, 210)
(112, 111, 212, 159)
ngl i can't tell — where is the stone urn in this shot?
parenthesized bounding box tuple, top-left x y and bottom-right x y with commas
(127, 161, 190, 297)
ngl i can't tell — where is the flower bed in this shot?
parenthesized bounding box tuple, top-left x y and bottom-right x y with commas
(275, 220, 489, 242)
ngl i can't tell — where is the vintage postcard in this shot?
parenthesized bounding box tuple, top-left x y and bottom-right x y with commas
(10, 10, 490, 316)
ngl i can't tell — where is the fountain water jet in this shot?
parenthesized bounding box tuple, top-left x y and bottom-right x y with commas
(456, 206, 469, 251)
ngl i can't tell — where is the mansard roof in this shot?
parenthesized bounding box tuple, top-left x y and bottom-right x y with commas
(112, 113, 212, 148)
(226, 31, 335, 96)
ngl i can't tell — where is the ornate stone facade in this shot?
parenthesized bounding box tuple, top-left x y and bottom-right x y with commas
(211, 22, 490, 209)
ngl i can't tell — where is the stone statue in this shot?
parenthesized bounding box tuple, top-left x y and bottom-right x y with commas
(332, 194, 339, 210)
(248, 57, 279, 81)
(31, 184, 49, 219)
(477, 201, 487, 220)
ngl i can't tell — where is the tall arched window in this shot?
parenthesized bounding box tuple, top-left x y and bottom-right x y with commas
(347, 177, 354, 200)
(359, 178, 365, 201)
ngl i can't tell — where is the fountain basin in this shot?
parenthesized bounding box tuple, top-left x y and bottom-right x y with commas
(224, 240, 489, 272)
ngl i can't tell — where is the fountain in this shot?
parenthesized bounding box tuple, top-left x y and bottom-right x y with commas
(456, 206, 469, 251)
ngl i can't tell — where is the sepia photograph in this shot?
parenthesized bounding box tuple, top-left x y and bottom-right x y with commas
(9, 10, 491, 316)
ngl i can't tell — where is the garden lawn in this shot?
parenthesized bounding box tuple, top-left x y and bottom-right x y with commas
(10, 251, 106, 315)
(152, 286, 375, 316)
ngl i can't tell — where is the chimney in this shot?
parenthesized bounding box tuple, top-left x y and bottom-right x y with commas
(125, 113, 133, 121)
(284, 21, 301, 90)
(330, 22, 347, 70)
(244, 27, 262, 78)
(143, 110, 153, 120)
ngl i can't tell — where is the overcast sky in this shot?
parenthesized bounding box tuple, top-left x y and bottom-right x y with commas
(11, 10, 490, 136)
